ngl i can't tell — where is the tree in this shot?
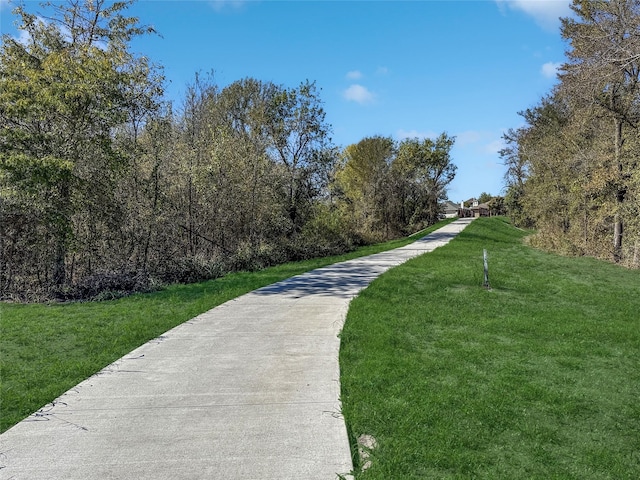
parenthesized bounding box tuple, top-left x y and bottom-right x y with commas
(477, 192, 493, 204)
(214, 78, 283, 250)
(336, 136, 395, 239)
(516, 96, 577, 241)
(124, 107, 177, 273)
(487, 196, 506, 216)
(156, 75, 337, 273)
(560, 0, 640, 261)
(500, 127, 532, 227)
(175, 72, 218, 257)
(0, 0, 163, 291)
(395, 134, 457, 225)
(264, 80, 332, 233)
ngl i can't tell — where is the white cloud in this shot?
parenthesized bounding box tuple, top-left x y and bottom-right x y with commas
(484, 139, 506, 154)
(541, 61, 561, 78)
(396, 129, 438, 141)
(376, 66, 389, 76)
(343, 84, 375, 104)
(451, 130, 505, 155)
(496, 0, 572, 30)
(209, 0, 248, 12)
(456, 130, 483, 146)
(346, 70, 363, 80)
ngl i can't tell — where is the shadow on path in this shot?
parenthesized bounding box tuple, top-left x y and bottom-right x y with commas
(252, 223, 469, 299)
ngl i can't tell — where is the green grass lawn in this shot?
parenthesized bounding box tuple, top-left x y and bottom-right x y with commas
(0, 219, 454, 433)
(339, 217, 640, 479)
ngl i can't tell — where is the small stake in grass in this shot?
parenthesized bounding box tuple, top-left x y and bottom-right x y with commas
(483, 249, 491, 290)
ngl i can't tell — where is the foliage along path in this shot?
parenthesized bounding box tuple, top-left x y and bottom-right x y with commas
(0, 218, 473, 480)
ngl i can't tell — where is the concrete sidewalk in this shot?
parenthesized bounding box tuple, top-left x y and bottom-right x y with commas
(0, 218, 473, 480)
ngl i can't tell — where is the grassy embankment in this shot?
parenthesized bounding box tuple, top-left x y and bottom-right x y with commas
(0, 219, 454, 433)
(340, 217, 640, 479)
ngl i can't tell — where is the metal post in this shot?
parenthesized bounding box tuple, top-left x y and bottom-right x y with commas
(483, 249, 490, 289)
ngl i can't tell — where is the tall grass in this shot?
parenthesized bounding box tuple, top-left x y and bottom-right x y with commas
(340, 217, 640, 479)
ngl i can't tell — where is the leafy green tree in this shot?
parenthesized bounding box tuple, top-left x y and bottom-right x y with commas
(0, 0, 163, 290)
(214, 78, 284, 250)
(124, 108, 177, 273)
(503, 184, 530, 227)
(174, 72, 218, 257)
(486, 196, 506, 216)
(501, 127, 529, 190)
(265, 80, 332, 233)
(477, 192, 493, 204)
(159, 76, 338, 273)
(518, 97, 576, 240)
(395, 134, 457, 226)
(560, 0, 640, 261)
(336, 136, 395, 240)
(500, 127, 532, 227)
(503, 90, 621, 256)
(500, 1, 640, 264)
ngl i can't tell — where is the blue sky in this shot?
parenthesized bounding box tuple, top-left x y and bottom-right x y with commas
(0, 0, 573, 202)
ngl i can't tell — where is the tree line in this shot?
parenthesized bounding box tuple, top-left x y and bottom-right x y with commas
(502, 0, 640, 266)
(0, 0, 456, 301)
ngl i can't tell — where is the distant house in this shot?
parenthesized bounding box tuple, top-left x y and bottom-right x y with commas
(470, 199, 490, 217)
(458, 201, 473, 218)
(442, 200, 460, 218)
(441, 200, 480, 218)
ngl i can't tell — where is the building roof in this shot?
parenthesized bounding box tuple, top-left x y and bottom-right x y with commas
(471, 203, 490, 210)
(442, 200, 460, 212)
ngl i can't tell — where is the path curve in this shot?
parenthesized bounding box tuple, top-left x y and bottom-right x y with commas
(0, 217, 473, 480)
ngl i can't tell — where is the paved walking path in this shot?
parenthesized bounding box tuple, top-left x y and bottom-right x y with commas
(0, 218, 473, 480)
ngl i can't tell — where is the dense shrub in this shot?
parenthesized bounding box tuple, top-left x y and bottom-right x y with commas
(51, 270, 154, 301)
